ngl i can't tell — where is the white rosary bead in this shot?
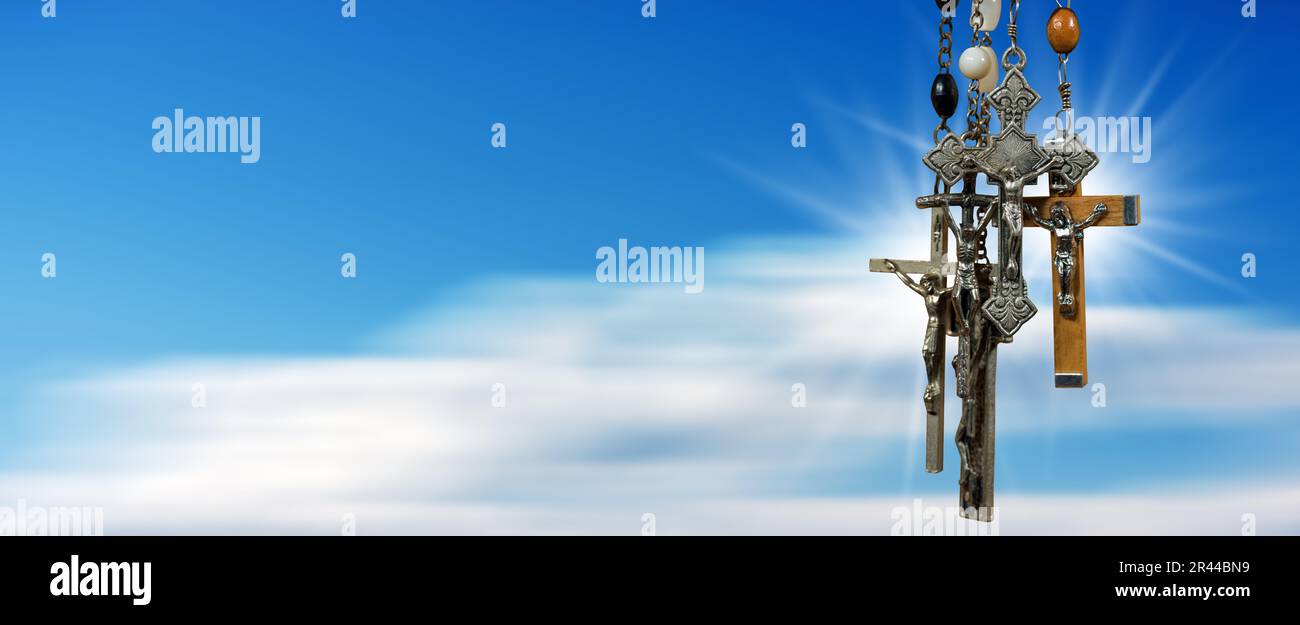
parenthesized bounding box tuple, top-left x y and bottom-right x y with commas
(972, 0, 1001, 32)
(958, 46, 994, 81)
(978, 57, 1000, 93)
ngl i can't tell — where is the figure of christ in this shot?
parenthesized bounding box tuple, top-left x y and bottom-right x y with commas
(1026, 201, 1107, 317)
(999, 178, 1029, 284)
(884, 260, 961, 420)
(943, 206, 994, 398)
(984, 151, 1064, 288)
(954, 263, 995, 513)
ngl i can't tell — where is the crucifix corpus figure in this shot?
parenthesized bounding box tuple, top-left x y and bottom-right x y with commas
(1027, 201, 1106, 317)
(883, 260, 961, 421)
(941, 202, 993, 398)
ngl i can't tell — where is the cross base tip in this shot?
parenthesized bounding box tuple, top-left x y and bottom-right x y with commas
(1055, 373, 1085, 388)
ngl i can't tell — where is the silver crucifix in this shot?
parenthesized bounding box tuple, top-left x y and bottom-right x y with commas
(868, 199, 954, 474)
(916, 174, 995, 398)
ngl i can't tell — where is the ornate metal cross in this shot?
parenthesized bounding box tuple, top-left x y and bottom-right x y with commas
(924, 67, 1096, 337)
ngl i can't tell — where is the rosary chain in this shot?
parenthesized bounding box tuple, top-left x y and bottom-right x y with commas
(938, 9, 954, 70)
(962, 0, 985, 146)
(933, 0, 960, 192)
(977, 28, 993, 139)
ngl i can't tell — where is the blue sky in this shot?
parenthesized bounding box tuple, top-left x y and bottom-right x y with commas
(0, 1, 1297, 534)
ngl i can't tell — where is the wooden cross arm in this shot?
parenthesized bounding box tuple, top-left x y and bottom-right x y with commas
(1024, 195, 1141, 227)
(868, 258, 956, 275)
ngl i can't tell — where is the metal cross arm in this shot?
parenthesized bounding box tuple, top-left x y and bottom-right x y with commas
(867, 258, 956, 276)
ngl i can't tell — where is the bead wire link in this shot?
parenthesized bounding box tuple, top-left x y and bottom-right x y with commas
(1058, 59, 1073, 111)
(1054, 1, 1075, 138)
(1001, 0, 1026, 71)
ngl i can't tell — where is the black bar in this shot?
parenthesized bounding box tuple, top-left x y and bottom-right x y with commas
(0, 536, 1286, 615)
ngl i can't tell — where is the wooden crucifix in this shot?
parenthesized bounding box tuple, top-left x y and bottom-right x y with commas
(1024, 178, 1141, 388)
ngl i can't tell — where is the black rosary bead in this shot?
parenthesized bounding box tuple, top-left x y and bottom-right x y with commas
(931, 73, 959, 119)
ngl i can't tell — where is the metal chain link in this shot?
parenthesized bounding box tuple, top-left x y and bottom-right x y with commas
(977, 28, 993, 141)
(933, 1, 960, 193)
(961, 0, 985, 147)
(938, 7, 954, 71)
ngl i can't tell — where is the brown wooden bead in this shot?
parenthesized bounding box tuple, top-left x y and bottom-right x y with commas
(1047, 7, 1080, 54)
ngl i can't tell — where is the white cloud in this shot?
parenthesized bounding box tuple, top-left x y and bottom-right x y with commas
(5, 236, 1298, 534)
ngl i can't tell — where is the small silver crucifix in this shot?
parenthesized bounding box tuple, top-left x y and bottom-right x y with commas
(916, 174, 996, 398)
(868, 199, 953, 474)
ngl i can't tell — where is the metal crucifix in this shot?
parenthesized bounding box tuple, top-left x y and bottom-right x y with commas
(867, 198, 952, 474)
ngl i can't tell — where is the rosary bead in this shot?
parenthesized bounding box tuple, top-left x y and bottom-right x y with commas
(931, 73, 960, 119)
(958, 46, 994, 80)
(978, 60, 999, 93)
(1047, 7, 1080, 54)
(972, 0, 1001, 32)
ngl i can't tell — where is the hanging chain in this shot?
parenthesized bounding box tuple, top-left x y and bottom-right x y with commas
(933, 1, 956, 145)
(962, 0, 985, 147)
(938, 4, 955, 72)
(933, 1, 959, 194)
(976, 25, 993, 140)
